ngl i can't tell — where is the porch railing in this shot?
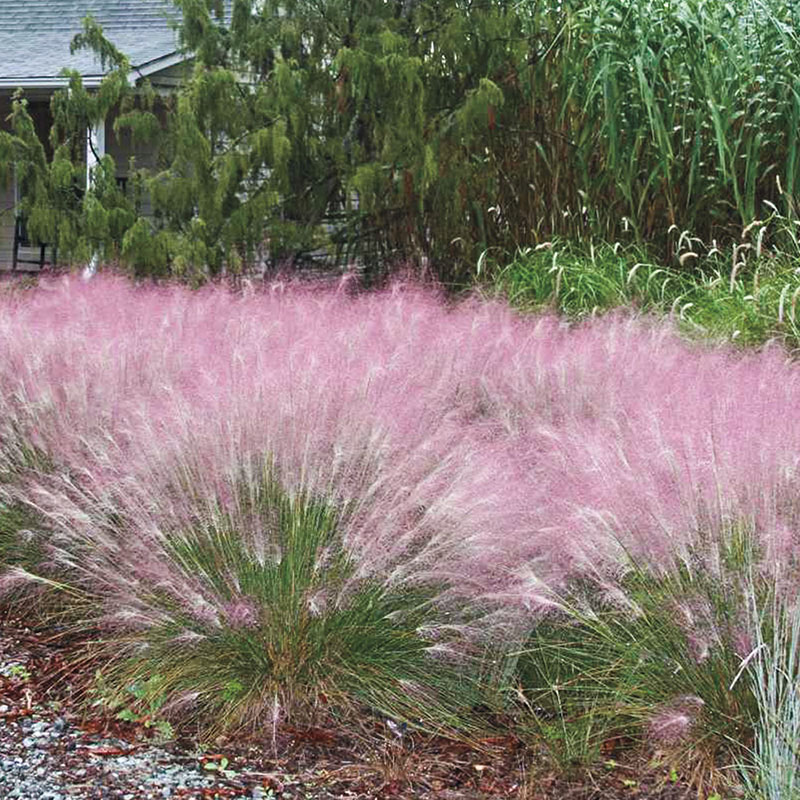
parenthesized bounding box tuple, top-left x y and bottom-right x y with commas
(11, 215, 51, 271)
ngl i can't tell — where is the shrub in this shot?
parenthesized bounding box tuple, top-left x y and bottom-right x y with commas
(7, 0, 800, 279)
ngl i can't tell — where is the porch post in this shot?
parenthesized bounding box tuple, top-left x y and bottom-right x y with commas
(83, 118, 106, 278)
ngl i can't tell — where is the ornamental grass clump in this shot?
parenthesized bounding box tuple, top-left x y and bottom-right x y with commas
(513, 527, 769, 775)
(32, 456, 463, 734)
(1, 275, 800, 754)
(491, 220, 800, 350)
(740, 593, 800, 800)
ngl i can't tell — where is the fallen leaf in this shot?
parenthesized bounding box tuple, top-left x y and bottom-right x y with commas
(87, 746, 129, 756)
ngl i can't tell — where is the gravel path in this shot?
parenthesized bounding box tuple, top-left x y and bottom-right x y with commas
(0, 713, 249, 799)
(0, 631, 286, 799)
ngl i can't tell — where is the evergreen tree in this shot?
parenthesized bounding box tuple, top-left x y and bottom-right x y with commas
(3, 1, 528, 281)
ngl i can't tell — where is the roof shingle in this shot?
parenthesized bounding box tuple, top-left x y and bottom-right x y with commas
(0, 1, 183, 84)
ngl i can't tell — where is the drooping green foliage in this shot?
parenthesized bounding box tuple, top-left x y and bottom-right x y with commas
(2, 0, 800, 281)
(164, 0, 527, 279)
(0, 20, 138, 266)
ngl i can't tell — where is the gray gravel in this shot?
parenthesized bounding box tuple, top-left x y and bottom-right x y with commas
(0, 710, 263, 799)
(0, 634, 265, 799)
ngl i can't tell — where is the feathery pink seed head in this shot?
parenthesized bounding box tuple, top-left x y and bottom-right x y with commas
(0, 275, 798, 645)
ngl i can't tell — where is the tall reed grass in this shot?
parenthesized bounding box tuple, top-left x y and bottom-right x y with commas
(489, 0, 800, 256)
(1, 276, 799, 773)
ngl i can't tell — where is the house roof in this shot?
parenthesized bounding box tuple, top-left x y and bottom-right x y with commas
(0, 1, 185, 89)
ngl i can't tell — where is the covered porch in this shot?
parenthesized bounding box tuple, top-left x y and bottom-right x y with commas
(0, 89, 149, 273)
(0, 0, 187, 273)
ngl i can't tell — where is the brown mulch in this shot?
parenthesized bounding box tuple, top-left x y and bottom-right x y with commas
(0, 614, 697, 800)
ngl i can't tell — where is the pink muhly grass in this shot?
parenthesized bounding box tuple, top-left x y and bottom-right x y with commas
(0, 274, 799, 644)
(648, 696, 706, 744)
